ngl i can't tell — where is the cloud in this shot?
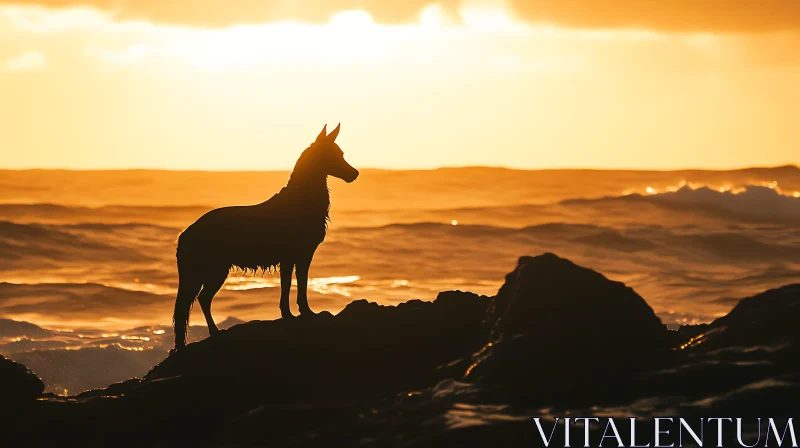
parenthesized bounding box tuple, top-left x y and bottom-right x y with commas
(508, 0, 800, 33)
(2, 0, 800, 32)
(1, 0, 438, 28)
(85, 44, 151, 66)
(3, 50, 47, 72)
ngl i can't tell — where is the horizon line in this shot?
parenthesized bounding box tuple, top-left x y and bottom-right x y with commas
(1, 164, 798, 174)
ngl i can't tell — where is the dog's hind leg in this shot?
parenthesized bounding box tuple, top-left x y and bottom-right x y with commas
(197, 268, 228, 337)
(173, 264, 202, 351)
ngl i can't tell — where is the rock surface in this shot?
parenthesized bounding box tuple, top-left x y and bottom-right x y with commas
(465, 254, 674, 398)
(0, 354, 45, 404)
(2, 254, 799, 447)
(145, 290, 491, 407)
(695, 284, 800, 350)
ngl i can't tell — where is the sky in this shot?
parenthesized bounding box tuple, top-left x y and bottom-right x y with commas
(1, 0, 799, 170)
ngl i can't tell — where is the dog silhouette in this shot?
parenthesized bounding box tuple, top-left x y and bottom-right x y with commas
(172, 124, 358, 351)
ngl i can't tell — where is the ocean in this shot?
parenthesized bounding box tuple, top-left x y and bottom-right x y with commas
(1, 166, 799, 393)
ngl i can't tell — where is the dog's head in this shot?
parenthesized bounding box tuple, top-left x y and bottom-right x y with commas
(307, 124, 359, 183)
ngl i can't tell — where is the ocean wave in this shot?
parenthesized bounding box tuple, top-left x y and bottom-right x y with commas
(563, 184, 800, 224)
(0, 221, 161, 268)
(572, 230, 657, 252)
(2, 182, 798, 230)
(4, 218, 796, 277)
(650, 184, 800, 221)
(0, 203, 208, 227)
(0, 282, 169, 328)
(2, 192, 800, 345)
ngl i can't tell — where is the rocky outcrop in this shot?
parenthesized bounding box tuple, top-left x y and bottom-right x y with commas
(694, 284, 800, 350)
(462, 253, 675, 404)
(135, 253, 679, 413)
(642, 284, 800, 408)
(4, 254, 799, 446)
(144, 291, 491, 407)
(0, 354, 44, 404)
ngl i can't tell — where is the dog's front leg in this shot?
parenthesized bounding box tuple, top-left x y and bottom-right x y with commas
(280, 261, 295, 319)
(296, 251, 316, 316)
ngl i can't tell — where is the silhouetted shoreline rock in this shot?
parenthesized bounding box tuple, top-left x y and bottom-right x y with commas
(0, 354, 44, 404)
(465, 254, 674, 401)
(2, 253, 799, 446)
(145, 290, 491, 406)
(696, 284, 800, 350)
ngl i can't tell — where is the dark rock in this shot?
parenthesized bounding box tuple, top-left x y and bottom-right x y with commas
(695, 284, 800, 350)
(0, 354, 45, 403)
(647, 285, 800, 408)
(6, 254, 799, 446)
(140, 254, 676, 412)
(466, 253, 674, 404)
(76, 377, 142, 399)
(142, 292, 491, 410)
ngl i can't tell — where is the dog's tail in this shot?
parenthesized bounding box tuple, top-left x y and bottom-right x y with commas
(173, 262, 201, 351)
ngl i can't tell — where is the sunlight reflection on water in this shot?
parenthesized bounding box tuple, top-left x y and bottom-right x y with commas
(444, 403, 520, 429)
(225, 275, 362, 296)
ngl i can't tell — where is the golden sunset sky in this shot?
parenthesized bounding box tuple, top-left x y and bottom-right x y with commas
(1, 0, 799, 170)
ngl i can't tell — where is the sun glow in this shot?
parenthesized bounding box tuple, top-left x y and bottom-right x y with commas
(141, 6, 467, 71)
(1, 3, 799, 170)
(329, 10, 374, 28)
(460, 4, 519, 32)
(0, 2, 543, 75)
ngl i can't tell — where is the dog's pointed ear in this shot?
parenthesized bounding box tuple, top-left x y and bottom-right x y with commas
(328, 123, 340, 142)
(316, 124, 327, 143)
